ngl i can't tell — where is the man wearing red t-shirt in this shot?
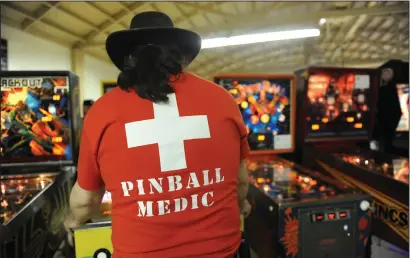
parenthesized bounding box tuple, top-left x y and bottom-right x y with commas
(65, 12, 250, 258)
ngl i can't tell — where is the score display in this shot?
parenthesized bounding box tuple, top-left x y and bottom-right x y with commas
(215, 76, 294, 153)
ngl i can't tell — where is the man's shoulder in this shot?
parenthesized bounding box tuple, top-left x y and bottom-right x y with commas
(84, 87, 122, 123)
(186, 72, 219, 88)
(90, 87, 125, 111)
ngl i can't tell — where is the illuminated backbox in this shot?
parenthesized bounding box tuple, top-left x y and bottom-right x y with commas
(0, 71, 81, 167)
(295, 67, 379, 144)
(214, 74, 296, 155)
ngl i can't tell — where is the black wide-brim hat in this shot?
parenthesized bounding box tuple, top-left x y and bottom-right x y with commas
(106, 11, 202, 71)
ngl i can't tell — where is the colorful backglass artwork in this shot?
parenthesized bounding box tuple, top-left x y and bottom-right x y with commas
(396, 84, 409, 132)
(0, 76, 72, 164)
(215, 76, 293, 152)
(306, 72, 372, 138)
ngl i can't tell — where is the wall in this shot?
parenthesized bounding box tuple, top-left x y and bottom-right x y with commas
(1, 24, 118, 101)
(83, 55, 118, 101)
(1, 24, 71, 71)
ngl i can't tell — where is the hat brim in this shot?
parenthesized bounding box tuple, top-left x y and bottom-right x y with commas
(106, 27, 202, 71)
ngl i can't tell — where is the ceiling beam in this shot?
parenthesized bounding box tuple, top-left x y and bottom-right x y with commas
(327, 16, 356, 61)
(177, 2, 236, 18)
(43, 2, 100, 31)
(203, 40, 305, 76)
(195, 3, 408, 37)
(233, 55, 409, 74)
(85, 3, 407, 50)
(172, 4, 197, 28)
(22, 2, 59, 31)
(2, 3, 85, 42)
(83, 2, 294, 49)
(80, 2, 222, 49)
(320, 39, 408, 53)
(1, 16, 71, 47)
(73, 2, 148, 47)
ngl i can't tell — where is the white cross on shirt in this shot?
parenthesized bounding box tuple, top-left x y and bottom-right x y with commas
(125, 93, 211, 172)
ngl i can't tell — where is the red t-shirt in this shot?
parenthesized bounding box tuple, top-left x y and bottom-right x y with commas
(77, 72, 250, 258)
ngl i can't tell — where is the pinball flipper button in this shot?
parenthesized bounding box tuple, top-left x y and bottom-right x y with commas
(360, 200, 371, 211)
(269, 206, 274, 212)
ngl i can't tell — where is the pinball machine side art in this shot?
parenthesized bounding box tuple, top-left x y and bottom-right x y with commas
(1, 38, 7, 71)
(279, 208, 299, 258)
(101, 80, 117, 96)
(316, 161, 408, 249)
(70, 75, 81, 162)
(0, 173, 73, 258)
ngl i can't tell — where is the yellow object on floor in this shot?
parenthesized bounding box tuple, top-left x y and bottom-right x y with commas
(74, 223, 113, 258)
(74, 215, 244, 258)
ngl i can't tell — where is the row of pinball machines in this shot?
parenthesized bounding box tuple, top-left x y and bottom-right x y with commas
(72, 61, 408, 258)
(0, 71, 81, 258)
(73, 73, 374, 258)
(213, 74, 373, 258)
(294, 63, 409, 255)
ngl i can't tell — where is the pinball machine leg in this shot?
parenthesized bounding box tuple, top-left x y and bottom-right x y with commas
(366, 234, 372, 258)
(236, 232, 251, 258)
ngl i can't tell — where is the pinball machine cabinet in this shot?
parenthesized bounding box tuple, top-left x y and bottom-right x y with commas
(0, 71, 81, 258)
(213, 74, 372, 258)
(374, 59, 409, 157)
(295, 67, 409, 252)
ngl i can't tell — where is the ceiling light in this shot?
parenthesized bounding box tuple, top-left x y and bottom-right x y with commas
(319, 18, 327, 26)
(201, 28, 321, 49)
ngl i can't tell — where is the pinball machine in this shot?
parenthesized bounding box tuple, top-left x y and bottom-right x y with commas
(295, 67, 409, 253)
(214, 74, 372, 258)
(0, 71, 81, 258)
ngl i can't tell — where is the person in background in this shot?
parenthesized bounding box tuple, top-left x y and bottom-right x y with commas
(82, 99, 94, 118)
(65, 11, 251, 258)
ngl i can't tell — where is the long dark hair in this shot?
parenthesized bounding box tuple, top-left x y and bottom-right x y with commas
(117, 44, 184, 103)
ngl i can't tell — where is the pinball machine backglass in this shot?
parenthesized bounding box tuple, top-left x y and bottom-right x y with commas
(1, 75, 76, 164)
(296, 67, 409, 253)
(0, 71, 80, 258)
(214, 74, 372, 258)
(214, 75, 294, 154)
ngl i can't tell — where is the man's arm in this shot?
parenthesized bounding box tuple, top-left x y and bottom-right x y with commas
(237, 160, 249, 211)
(65, 107, 105, 227)
(68, 182, 105, 224)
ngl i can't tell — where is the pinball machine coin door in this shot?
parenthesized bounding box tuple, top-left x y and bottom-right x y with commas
(0, 71, 80, 258)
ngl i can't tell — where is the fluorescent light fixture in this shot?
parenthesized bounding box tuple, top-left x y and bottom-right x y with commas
(201, 28, 320, 49)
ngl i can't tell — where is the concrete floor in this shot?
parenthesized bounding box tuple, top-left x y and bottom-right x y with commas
(371, 236, 408, 258)
(250, 248, 259, 258)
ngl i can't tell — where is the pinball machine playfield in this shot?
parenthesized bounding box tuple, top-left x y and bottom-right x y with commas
(295, 67, 409, 252)
(0, 71, 81, 258)
(214, 73, 372, 258)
